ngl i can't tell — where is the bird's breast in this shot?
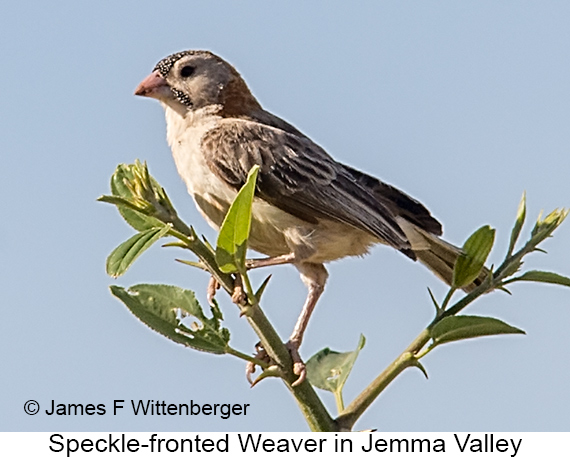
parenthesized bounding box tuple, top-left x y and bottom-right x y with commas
(167, 115, 235, 227)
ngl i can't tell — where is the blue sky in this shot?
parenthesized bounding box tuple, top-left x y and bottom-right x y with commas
(2, 1, 569, 431)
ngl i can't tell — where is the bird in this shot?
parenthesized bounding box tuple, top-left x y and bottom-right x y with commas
(134, 50, 483, 384)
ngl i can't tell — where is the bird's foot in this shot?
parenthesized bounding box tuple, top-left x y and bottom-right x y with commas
(285, 340, 306, 387)
(245, 341, 306, 387)
(245, 343, 271, 385)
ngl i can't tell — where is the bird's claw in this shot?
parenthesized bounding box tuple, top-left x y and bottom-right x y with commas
(246, 343, 271, 386)
(245, 341, 305, 387)
(286, 340, 306, 387)
(245, 361, 257, 385)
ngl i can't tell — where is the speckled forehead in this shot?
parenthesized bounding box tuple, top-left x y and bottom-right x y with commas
(153, 50, 202, 77)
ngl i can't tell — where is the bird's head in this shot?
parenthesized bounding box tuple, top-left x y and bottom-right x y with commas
(135, 50, 260, 116)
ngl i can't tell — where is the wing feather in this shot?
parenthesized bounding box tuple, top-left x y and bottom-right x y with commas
(201, 119, 411, 250)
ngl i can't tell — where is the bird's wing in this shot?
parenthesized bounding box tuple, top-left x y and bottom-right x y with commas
(342, 165, 442, 236)
(200, 119, 410, 250)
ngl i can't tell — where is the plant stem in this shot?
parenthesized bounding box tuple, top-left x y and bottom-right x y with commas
(440, 287, 456, 312)
(439, 280, 491, 319)
(334, 391, 345, 415)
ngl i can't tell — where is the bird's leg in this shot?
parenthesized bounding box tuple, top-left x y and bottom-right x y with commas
(246, 253, 296, 270)
(244, 260, 328, 387)
(287, 262, 328, 386)
(241, 253, 298, 385)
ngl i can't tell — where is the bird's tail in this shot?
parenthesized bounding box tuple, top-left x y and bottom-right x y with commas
(414, 233, 488, 292)
(397, 219, 488, 292)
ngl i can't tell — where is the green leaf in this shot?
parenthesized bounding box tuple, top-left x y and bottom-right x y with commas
(512, 270, 570, 287)
(453, 225, 495, 289)
(110, 284, 230, 354)
(98, 194, 146, 212)
(306, 334, 365, 395)
(109, 163, 163, 231)
(507, 192, 526, 257)
(430, 315, 525, 347)
(215, 165, 260, 273)
(106, 225, 171, 277)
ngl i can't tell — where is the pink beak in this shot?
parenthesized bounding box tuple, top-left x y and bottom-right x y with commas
(134, 71, 169, 98)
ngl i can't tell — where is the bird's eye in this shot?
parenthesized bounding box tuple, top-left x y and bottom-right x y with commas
(180, 65, 195, 78)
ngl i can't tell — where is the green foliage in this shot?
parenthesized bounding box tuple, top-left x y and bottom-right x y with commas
(106, 225, 170, 277)
(215, 165, 259, 274)
(508, 270, 570, 287)
(306, 335, 365, 413)
(452, 225, 495, 289)
(110, 284, 230, 354)
(507, 192, 526, 257)
(99, 161, 176, 231)
(430, 316, 524, 347)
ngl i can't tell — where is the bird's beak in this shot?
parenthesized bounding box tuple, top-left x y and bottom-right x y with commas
(134, 71, 169, 99)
